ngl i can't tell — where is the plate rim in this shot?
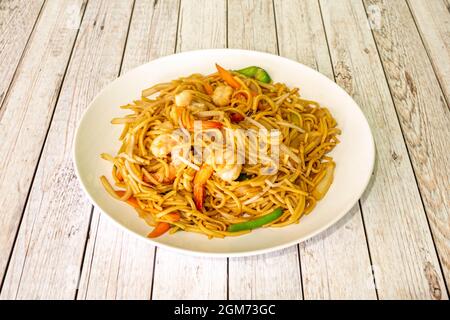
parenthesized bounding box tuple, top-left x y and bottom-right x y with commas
(73, 48, 375, 257)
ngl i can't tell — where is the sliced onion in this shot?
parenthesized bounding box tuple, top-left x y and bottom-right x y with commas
(243, 184, 271, 205)
(280, 144, 301, 163)
(195, 110, 224, 119)
(173, 154, 200, 171)
(244, 117, 267, 131)
(277, 121, 305, 133)
(312, 162, 335, 200)
(242, 179, 275, 205)
(273, 92, 291, 105)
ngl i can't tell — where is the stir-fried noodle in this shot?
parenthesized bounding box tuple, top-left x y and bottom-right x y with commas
(100, 64, 340, 238)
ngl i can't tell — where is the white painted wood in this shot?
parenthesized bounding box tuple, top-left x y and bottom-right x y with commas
(407, 0, 450, 104)
(227, 0, 277, 53)
(0, 0, 44, 107)
(76, 209, 100, 299)
(300, 206, 377, 299)
(320, 0, 447, 300)
(151, 0, 228, 300)
(274, 0, 334, 80)
(0, 0, 87, 291)
(0, 0, 447, 300)
(78, 209, 156, 300)
(0, 0, 134, 299)
(274, 0, 377, 300)
(153, 249, 227, 299)
(364, 0, 450, 290)
(77, 0, 180, 300)
(230, 246, 302, 300)
(227, 0, 303, 300)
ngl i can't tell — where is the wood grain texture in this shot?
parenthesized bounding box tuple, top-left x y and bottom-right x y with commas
(300, 206, 378, 299)
(274, 0, 377, 300)
(76, 0, 180, 300)
(153, 250, 227, 299)
(176, 0, 226, 51)
(229, 246, 302, 300)
(151, 0, 228, 300)
(0, 0, 86, 291)
(0, 0, 44, 108)
(0, 0, 134, 299)
(407, 0, 450, 104)
(364, 0, 450, 290)
(0, 0, 447, 300)
(227, 0, 277, 53)
(319, 0, 447, 300)
(77, 209, 155, 300)
(227, 0, 303, 300)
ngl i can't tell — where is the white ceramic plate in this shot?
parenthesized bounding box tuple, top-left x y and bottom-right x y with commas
(73, 49, 375, 257)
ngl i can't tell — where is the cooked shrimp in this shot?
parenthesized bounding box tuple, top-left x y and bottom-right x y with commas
(206, 150, 242, 182)
(175, 90, 192, 107)
(152, 164, 177, 184)
(212, 85, 233, 106)
(150, 134, 178, 158)
(215, 164, 242, 182)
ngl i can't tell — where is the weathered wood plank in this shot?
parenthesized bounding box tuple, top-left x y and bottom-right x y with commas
(229, 246, 302, 300)
(227, 0, 277, 53)
(300, 206, 377, 299)
(0, 0, 134, 299)
(78, 209, 155, 300)
(0, 0, 44, 108)
(77, 0, 180, 300)
(0, 0, 87, 293)
(227, 0, 303, 300)
(274, 0, 377, 300)
(364, 0, 450, 291)
(76, 209, 100, 299)
(153, 250, 227, 299)
(319, 0, 447, 300)
(176, 0, 225, 51)
(151, 0, 228, 300)
(407, 0, 450, 104)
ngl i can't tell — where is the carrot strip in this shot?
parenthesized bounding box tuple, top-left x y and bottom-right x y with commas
(200, 120, 223, 130)
(165, 212, 181, 222)
(215, 63, 241, 89)
(203, 82, 213, 95)
(147, 222, 170, 238)
(116, 190, 139, 208)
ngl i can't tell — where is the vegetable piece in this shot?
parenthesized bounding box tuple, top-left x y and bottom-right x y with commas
(147, 222, 171, 238)
(228, 208, 283, 232)
(164, 212, 181, 222)
(203, 82, 213, 95)
(312, 162, 335, 200)
(116, 190, 139, 208)
(236, 173, 251, 181)
(291, 113, 301, 126)
(193, 163, 214, 210)
(176, 106, 223, 131)
(230, 112, 245, 123)
(236, 66, 272, 83)
(215, 63, 241, 89)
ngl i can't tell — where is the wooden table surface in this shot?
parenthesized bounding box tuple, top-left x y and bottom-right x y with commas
(0, 0, 449, 300)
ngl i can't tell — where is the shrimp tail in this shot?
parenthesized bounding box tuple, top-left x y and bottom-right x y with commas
(193, 164, 214, 210)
